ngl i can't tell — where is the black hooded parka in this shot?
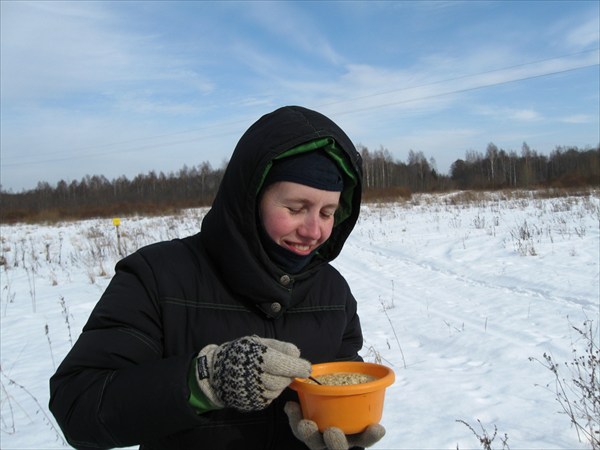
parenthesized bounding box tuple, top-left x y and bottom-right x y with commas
(49, 106, 364, 449)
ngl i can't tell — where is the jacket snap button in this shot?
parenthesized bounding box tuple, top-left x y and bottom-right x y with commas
(270, 302, 282, 313)
(279, 274, 291, 286)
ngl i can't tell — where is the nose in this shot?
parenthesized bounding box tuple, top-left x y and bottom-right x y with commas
(298, 212, 321, 241)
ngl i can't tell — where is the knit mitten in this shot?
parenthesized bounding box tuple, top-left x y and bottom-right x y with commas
(194, 336, 311, 412)
(285, 401, 386, 450)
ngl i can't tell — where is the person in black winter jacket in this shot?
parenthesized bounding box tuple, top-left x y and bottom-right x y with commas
(49, 106, 386, 449)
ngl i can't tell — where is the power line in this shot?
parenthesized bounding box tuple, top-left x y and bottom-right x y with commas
(3, 50, 599, 168)
(315, 48, 600, 109)
(328, 63, 599, 117)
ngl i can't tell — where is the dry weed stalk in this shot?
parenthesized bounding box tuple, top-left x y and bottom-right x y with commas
(59, 295, 73, 347)
(0, 366, 67, 445)
(456, 419, 510, 450)
(379, 296, 407, 369)
(530, 319, 599, 448)
(44, 324, 56, 371)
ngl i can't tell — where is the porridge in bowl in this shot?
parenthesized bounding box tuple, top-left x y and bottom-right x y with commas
(309, 372, 377, 386)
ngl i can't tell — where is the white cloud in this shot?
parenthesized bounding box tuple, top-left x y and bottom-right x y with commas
(2, 2, 127, 99)
(0, 2, 214, 108)
(473, 105, 542, 122)
(564, 13, 600, 49)
(511, 109, 542, 121)
(561, 114, 595, 124)
(240, 2, 344, 65)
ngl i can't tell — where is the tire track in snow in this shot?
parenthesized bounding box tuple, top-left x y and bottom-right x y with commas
(340, 239, 595, 309)
(336, 239, 595, 351)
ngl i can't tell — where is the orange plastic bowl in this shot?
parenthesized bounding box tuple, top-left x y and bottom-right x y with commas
(290, 361, 395, 434)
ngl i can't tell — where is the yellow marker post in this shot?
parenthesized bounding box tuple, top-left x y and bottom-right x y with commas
(113, 218, 123, 256)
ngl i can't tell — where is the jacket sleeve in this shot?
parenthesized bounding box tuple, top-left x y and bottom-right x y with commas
(338, 282, 364, 362)
(49, 250, 205, 449)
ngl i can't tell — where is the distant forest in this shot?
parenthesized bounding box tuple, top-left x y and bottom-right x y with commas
(1, 142, 598, 223)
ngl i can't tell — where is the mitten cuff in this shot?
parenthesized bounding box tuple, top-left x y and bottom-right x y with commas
(187, 356, 221, 413)
(194, 346, 225, 409)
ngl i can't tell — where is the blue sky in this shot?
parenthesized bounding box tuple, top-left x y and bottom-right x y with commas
(1, 1, 599, 192)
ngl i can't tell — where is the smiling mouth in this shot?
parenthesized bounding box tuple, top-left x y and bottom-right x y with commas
(286, 242, 313, 254)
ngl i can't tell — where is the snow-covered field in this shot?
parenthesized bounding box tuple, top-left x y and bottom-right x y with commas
(1, 191, 598, 449)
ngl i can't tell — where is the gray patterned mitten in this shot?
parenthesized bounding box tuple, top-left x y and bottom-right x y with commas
(195, 336, 311, 412)
(285, 401, 386, 450)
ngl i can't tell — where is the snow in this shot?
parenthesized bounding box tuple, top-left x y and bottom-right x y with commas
(1, 191, 598, 449)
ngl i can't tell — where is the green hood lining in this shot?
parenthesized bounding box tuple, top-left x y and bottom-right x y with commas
(256, 137, 358, 226)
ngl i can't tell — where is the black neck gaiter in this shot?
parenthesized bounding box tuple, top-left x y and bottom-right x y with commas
(259, 226, 315, 274)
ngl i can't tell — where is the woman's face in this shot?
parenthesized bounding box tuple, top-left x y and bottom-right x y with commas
(259, 181, 341, 256)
